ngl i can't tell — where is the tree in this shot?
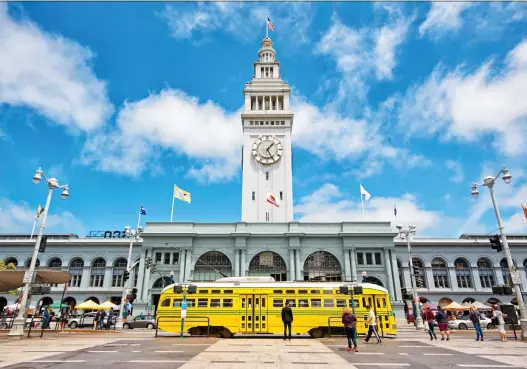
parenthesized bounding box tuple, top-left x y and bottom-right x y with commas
(0, 260, 20, 296)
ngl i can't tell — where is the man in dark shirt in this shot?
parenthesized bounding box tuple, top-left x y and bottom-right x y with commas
(281, 302, 293, 340)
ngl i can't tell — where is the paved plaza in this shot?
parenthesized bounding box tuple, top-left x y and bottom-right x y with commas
(0, 330, 526, 369)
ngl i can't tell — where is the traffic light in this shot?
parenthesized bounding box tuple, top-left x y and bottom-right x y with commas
(38, 236, 48, 253)
(490, 235, 503, 252)
(416, 277, 424, 288)
(145, 257, 152, 269)
(123, 270, 130, 282)
(151, 263, 158, 273)
(412, 265, 420, 275)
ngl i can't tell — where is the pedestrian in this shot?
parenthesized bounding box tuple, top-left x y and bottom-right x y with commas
(42, 307, 50, 329)
(342, 307, 358, 352)
(492, 305, 507, 342)
(423, 306, 437, 341)
(281, 301, 293, 340)
(435, 306, 450, 341)
(364, 305, 382, 344)
(94, 310, 101, 330)
(469, 306, 483, 341)
(98, 309, 106, 330)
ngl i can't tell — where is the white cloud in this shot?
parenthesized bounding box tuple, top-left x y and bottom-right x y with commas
(0, 198, 85, 236)
(81, 89, 242, 183)
(294, 183, 456, 237)
(445, 160, 464, 183)
(419, 2, 474, 38)
(0, 3, 113, 132)
(396, 37, 527, 156)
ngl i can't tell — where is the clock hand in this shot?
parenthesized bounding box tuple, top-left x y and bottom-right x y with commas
(267, 143, 274, 156)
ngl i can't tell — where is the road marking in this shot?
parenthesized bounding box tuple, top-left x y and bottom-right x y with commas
(398, 353, 409, 356)
(33, 360, 85, 363)
(129, 360, 188, 363)
(130, 343, 141, 346)
(88, 350, 118, 353)
(155, 350, 184, 353)
(398, 345, 437, 348)
(424, 353, 453, 356)
(458, 366, 517, 368)
(172, 343, 209, 346)
(355, 353, 385, 355)
(354, 364, 410, 367)
(132, 350, 141, 353)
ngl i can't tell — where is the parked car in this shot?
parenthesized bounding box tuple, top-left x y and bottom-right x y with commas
(123, 315, 156, 330)
(68, 312, 108, 328)
(448, 314, 494, 330)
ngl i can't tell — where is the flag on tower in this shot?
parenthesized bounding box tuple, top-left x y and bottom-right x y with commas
(267, 190, 280, 207)
(267, 16, 275, 31)
(522, 203, 527, 219)
(140, 206, 147, 215)
(360, 184, 371, 201)
(174, 185, 191, 203)
(35, 205, 44, 220)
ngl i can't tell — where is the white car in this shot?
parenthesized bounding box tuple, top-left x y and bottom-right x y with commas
(448, 315, 494, 330)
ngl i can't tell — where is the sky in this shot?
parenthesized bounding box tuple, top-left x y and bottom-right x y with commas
(1, 1, 527, 238)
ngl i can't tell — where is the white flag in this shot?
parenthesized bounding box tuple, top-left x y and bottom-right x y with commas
(360, 185, 371, 201)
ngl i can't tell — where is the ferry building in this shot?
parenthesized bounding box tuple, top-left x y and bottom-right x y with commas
(1, 37, 526, 317)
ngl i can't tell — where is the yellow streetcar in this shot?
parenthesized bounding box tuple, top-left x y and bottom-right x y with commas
(156, 277, 396, 338)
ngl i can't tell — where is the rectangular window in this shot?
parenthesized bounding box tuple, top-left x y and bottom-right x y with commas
(266, 172, 269, 180)
(155, 252, 162, 263)
(323, 289, 333, 294)
(298, 290, 308, 294)
(286, 299, 296, 307)
(349, 299, 360, 308)
(273, 290, 283, 294)
(210, 299, 221, 308)
(336, 299, 347, 308)
(172, 252, 179, 265)
(224, 290, 233, 294)
(273, 299, 283, 308)
(164, 253, 170, 265)
(266, 212, 269, 222)
(286, 290, 295, 294)
(298, 299, 309, 307)
(198, 290, 208, 294)
(357, 253, 364, 265)
(310, 290, 320, 294)
(197, 299, 208, 307)
(311, 299, 321, 308)
(252, 191, 255, 201)
(366, 253, 373, 265)
(173, 299, 182, 307)
(223, 299, 233, 308)
(375, 252, 382, 265)
(211, 290, 221, 294)
(186, 299, 195, 307)
(324, 299, 334, 308)
(280, 191, 283, 200)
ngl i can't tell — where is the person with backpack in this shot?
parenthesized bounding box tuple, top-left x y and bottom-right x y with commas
(435, 306, 450, 341)
(342, 307, 358, 352)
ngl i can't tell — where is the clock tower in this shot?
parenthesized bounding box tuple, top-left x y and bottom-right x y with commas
(241, 37, 294, 223)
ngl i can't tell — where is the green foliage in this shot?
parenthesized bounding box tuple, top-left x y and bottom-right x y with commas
(0, 259, 20, 296)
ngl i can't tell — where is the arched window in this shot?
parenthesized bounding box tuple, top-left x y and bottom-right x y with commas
(500, 258, 517, 285)
(193, 251, 232, 281)
(364, 276, 384, 287)
(47, 258, 62, 269)
(4, 257, 18, 267)
(412, 258, 426, 288)
(397, 259, 405, 288)
(25, 258, 40, 268)
(249, 251, 287, 281)
(152, 276, 171, 289)
(431, 258, 449, 288)
(523, 259, 527, 279)
(112, 258, 127, 287)
(477, 258, 495, 288)
(303, 251, 342, 282)
(454, 258, 472, 288)
(69, 258, 84, 287)
(90, 258, 106, 287)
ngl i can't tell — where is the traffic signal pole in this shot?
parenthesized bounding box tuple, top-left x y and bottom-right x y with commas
(402, 227, 424, 330)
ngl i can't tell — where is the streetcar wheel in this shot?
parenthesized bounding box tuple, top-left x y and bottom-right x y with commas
(221, 328, 233, 338)
(310, 328, 323, 339)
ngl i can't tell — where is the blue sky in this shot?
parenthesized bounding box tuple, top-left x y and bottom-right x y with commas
(1, 1, 527, 238)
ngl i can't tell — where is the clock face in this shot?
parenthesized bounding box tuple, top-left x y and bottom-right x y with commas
(252, 136, 283, 165)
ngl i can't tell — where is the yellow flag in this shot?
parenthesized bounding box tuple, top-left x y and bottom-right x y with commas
(35, 205, 44, 220)
(174, 185, 191, 203)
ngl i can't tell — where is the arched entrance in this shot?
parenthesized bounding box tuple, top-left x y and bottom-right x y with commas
(303, 251, 342, 282)
(193, 251, 232, 281)
(0, 296, 7, 312)
(39, 296, 53, 312)
(364, 276, 384, 287)
(438, 297, 453, 308)
(248, 251, 287, 281)
(487, 297, 500, 305)
(63, 296, 77, 309)
(462, 297, 476, 304)
(85, 296, 100, 304)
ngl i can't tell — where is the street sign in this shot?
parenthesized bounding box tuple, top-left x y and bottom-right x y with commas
(23, 271, 34, 283)
(181, 309, 187, 319)
(511, 270, 522, 285)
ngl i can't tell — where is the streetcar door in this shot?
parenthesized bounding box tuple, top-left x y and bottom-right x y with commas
(239, 294, 251, 333)
(254, 295, 268, 333)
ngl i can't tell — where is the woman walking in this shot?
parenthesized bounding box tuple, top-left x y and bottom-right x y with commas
(423, 306, 437, 340)
(492, 305, 507, 342)
(469, 306, 483, 341)
(435, 306, 450, 341)
(342, 307, 359, 352)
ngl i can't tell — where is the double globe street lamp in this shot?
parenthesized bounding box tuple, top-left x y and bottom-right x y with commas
(8, 168, 69, 337)
(118, 225, 143, 327)
(471, 167, 527, 340)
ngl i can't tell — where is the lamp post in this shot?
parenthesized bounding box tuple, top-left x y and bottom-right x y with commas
(8, 167, 69, 337)
(397, 224, 424, 330)
(118, 224, 143, 327)
(471, 167, 527, 340)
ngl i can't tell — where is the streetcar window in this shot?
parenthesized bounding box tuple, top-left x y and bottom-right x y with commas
(286, 300, 296, 307)
(286, 290, 295, 294)
(349, 299, 359, 308)
(362, 297, 366, 307)
(311, 299, 322, 308)
(336, 299, 346, 308)
(298, 299, 309, 307)
(323, 289, 333, 294)
(211, 290, 221, 294)
(377, 299, 381, 309)
(324, 299, 334, 308)
(224, 290, 233, 294)
(223, 299, 233, 308)
(210, 299, 221, 308)
(172, 299, 182, 307)
(273, 299, 284, 307)
(273, 290, 283, 294)
(382, 298, 387, 308)
(298, 290, 308, 294)
(197, 299, 208, 307)
(199, 290, 208, 294)
(186, 299, 195, 307)
(161, 298, 171, 307)
(310, 290, 320, 294)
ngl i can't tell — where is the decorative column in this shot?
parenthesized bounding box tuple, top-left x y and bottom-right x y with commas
(184, 249, 192, 282)
(448, 267, 458, 291)
(390, 250, 401, 301)
(289, 249, 295, 281)
(384, 247, 395, 299)
(288, 237, 300, 281)
(295, 249, 302, 281)
(472, 266, 483, 292)
(350, 249, 357, 282)
(403, 263, 412, 289)
(103, 266, 112, 289)
(178, 250, 185, 283)
(141, 248, 152, 301)
(137, 250, 146, 299)
(343, 249, 351, 281)
(80, 266, 91, 289)
(241, 249, 247, 277)
(234, 249, 240, 277)
(235, 237, 247, 277)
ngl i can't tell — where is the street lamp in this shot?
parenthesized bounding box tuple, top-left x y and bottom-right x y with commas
(471, 167, 527, 340)
(8, 167, 69, 337)
(397, 224, 424, 330)
(119, 225, 143, 326)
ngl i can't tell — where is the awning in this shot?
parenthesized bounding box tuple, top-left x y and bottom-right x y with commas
(443, 301, 469, 311)
(0, 269, 72, 292)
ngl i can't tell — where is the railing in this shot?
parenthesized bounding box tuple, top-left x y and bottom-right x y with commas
(327, 315, 389, 338)
(27, 316, 45, 338)
(0, 315, 15, 329)
(155, 316, 210, 338)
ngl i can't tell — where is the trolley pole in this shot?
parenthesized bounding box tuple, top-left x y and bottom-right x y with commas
(180, 289, 187, 339)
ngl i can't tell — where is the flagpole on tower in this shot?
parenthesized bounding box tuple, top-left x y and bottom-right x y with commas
(266, 15, 268, 38)
(170, 195, 175, 222)
(361, 194, 365, 218)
